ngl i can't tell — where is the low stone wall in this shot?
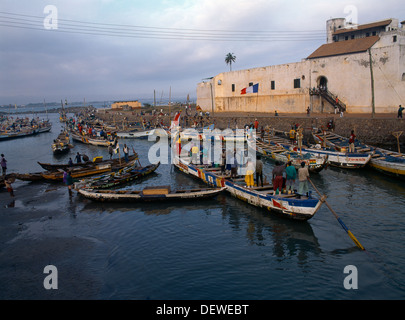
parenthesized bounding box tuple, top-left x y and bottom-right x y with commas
(210, 114, 405, 150)
(95, 109, 405, 150)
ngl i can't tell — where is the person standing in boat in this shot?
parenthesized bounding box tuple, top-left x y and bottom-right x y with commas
(230, 152, 238, 179)
(123, 144, 129, 162)
(245, 158, 255, 188)
(272, 161, 285, 194)
(285, 161, 297, 194)
(1, 154, 7, 177)
(349, 130, 356, 153)
(297, 162, 310, 198)
(108, 144, 113, 159)
(75, 152, 82, 163)
(255, 155, 264, 187)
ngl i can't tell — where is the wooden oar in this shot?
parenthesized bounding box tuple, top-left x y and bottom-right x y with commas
(308, 178, 365, 250)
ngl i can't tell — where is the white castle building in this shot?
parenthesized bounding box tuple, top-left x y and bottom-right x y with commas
(196, 18, 405, 114)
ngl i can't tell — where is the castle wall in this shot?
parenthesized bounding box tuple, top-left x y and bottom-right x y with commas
(197, 30, 405, 114)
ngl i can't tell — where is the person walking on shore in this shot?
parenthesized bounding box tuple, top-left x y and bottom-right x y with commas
(398, 105, 404, 119)
(4, 179, 14, 197)
(65, 170, 74, 197)
(1, 154, 7, 177)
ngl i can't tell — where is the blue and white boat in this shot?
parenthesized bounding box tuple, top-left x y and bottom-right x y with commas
(174, 156, 323, 221)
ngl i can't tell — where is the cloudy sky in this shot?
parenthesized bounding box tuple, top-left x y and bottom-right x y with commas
(0, 0, 404, 105)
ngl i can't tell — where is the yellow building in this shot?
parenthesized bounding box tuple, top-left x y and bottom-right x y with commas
(111, 100, 142, 110)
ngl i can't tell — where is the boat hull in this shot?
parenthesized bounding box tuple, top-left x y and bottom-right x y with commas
(312, 131, 405, 178)
(74, 162, 160, 190)
(77, 187, 224, 202)
(174, 158, 322, 221)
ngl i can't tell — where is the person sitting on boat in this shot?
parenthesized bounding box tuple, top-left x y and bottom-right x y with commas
(272, 161, 285, 195)
(285, 161, 297, 194)
(68, 158, 73, 166)
(297, 162, 310, 199)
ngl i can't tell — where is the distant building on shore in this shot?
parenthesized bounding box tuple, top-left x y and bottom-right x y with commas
(111, 100, 142, 110)
(197, 18, 405, 114)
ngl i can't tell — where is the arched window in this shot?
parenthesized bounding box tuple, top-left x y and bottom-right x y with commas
(317, 76, 328, 90)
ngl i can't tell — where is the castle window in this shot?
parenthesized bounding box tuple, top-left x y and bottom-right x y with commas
(294, 78, 301, 89)
(393, 35, 397, 42)
(232, 84, 235, 92)
(351, 35, 355, 39)
(345, 36, 348, 41)
(366, 32, 370, 37)
(271, 81, 275, 90)
(372, 31, 376, 36)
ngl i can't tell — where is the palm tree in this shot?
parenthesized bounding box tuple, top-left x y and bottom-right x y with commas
(225, 53, 236, 71)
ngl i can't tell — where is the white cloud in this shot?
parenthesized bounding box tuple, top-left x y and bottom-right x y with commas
(1, 0, 404, 104)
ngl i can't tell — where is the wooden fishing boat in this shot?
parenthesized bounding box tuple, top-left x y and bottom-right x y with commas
(262, 131, 371, 169)
(291, 145, 372, 169)
(116, 128, 155, 139)
(70, 130, 113, 147)
(41, 158, 138, 181)
(52, 130, 72, 155)
(38, 154, 138, 171)
(312, 131, 405, 178)
(0, 174, 17, 187)
(13, 172, 46, 182)
(77, 185, 225, 202)
(33, 120, 52, 134)
(250, 137, 327, 173)
(0, 129, 35, 141)
(74, 162, 160, 190)
(174, 156, 323, 221)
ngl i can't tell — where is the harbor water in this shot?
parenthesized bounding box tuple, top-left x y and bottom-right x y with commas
(1, 112, 405, 300)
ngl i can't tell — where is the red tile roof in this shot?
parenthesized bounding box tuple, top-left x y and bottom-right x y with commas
(307, 36, 380, 59)
(333, 19, 392, 35)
